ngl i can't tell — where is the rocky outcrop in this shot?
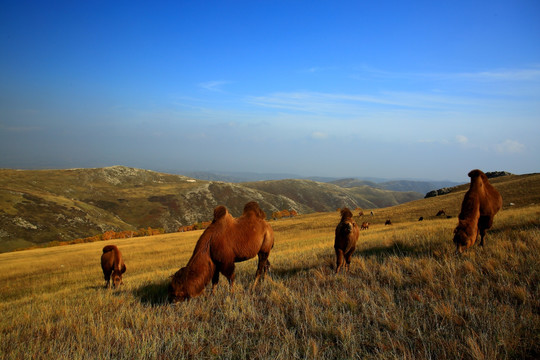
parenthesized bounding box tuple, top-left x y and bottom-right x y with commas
(424, 187, 453, 198)
(425, 171, 512, 198)
(485, 171, 513, 179)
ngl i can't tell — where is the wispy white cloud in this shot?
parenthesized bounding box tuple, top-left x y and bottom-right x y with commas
(301, 66, 337, 73)
(247, 90, 478, 115)
(452, 67, 540, 82)
(198, 80, 230, 92)
(456, 135, 469, 144)
(352, 65, 540, 83)
(496, 139, 525, 154)
(311, 131, 328, 140)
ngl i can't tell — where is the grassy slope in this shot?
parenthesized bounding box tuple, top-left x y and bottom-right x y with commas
(0, 176, 539, 359)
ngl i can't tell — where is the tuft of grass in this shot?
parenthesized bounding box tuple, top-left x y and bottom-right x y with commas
(0, 204, 539, 359)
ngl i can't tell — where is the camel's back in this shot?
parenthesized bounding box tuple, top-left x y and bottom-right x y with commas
(101, 248, 115, 271)
(221, 215, 267, 257)
(101, 245, 123, 271)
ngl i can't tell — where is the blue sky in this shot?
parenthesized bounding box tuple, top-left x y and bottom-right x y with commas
(1, 0, 539, 181)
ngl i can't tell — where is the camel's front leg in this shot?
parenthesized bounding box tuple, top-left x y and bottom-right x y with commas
(211, 267, 220, 295)
(221, 263, 236, 293)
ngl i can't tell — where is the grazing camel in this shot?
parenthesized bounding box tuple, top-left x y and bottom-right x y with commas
(169, 202, 274, 302)
(334, 208, 360, 273)
(453, 169, 502, 253)
(101, 245, 126, 288)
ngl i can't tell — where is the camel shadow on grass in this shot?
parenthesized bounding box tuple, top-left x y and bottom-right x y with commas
(267, 254, 336, 279)
(359, 241, 430, 258)
(133, 278, 170, 306)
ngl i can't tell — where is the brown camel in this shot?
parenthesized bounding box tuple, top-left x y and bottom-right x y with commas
(453, 169, 502, 253)
(334, 208, 360, 273)
(101, 245, 126, 288)
(169, 201, 274, 302)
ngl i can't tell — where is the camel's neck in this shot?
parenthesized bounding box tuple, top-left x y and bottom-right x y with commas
(469, 176, 485, 195)
(185, 232, 216, 294)
(188, 252, 215, 295)
(459, 189, 481, 221)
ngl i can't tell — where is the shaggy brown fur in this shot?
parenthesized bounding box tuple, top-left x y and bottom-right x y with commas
(334, 208, 360, 274)
(101, 245, 126, 288)
(169, 201, 274, 302)
(453, 169, 502, 253)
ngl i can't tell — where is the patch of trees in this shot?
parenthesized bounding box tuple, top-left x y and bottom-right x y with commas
(73, 227, 165, 243)
(21, 228, 167, 251)
(178, 221, 212, 232)
(272, 209, 298, 220)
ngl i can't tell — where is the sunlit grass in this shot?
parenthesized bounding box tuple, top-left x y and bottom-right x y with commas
(1, 204, 539, 359)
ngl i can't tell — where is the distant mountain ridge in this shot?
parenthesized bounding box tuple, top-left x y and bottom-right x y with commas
(0, 166, 427, 252)
(185, 171, 460, 193)
(329, 178, 460, 195)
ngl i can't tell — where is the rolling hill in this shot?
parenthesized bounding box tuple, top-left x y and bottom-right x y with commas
(242, 179, 421, 210)
(0, 166, 424, 252)
(329, 178, 460, 194)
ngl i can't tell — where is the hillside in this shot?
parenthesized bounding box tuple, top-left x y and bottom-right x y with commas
(329, 178, 460, 194)
(243, 179, 422, 211)
(0, 166, 422, 252)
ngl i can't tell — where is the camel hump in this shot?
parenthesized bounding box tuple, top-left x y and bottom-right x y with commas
(468, 169, 486, 179)
(243, 201, 266, 219)
(340, 208, 353, 220)
(213, 205, 228, 222)
(102, 245, 117, 254)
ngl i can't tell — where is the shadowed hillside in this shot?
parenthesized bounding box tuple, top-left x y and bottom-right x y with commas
(242, 179, 422, 211)
(1, 166, 424, 252)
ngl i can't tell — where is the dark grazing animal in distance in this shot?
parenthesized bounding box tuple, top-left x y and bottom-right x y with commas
(101, 245, 126, 288)
(453, 169, 502, 254)
(334, 208, 360, 274)
(168, 201, 274, 303)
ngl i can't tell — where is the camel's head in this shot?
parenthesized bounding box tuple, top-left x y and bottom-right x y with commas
(168, 267, 190, 303)
(111, 270, 123, 289)
(453, 221, 477, 254)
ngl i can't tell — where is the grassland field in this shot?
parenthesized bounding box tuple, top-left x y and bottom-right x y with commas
(0, 180, 539, 359)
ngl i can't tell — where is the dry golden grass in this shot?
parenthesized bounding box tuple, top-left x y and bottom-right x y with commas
(1, 201, 539, 359)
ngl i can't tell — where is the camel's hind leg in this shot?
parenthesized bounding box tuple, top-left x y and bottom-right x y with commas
(335, 248, 344, 274)
(478, 216, 493, 247)
(344, 247, 355, 272)
(253, 252, 270, 288)
(103, 271, 111, 288)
